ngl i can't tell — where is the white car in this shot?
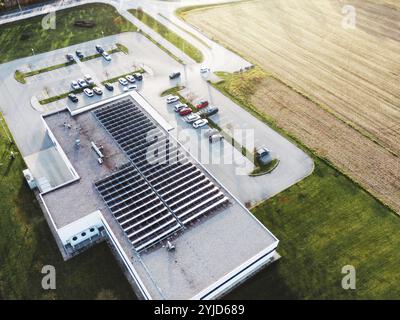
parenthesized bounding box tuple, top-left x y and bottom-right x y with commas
(200, 67, 210, 74)
(192, 119, 209, 128)
(204, 128, 219, 137)
(83, 88, 94, 97)
(84, 74, 94, 85)
(93, 86, 103, 95)
(71, 81, 80, 90)
(209, 134, 224, 143)
(102, 51, 111, 61)
(186, 113, 201, 123)
(126, 75, 136, 83)
(166, 95, 179, 104)
(77, 78, 88, 88)
(123, 84, 137, 91)
(174, 103, 188, 112)
(118, 78, 128, 86)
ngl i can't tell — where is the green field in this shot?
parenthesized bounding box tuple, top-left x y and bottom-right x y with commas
(0, 3, 136, 64)
(129, 9, 203, 63)
(212, 69, 400, 299)
(226, 158, 400, 299)
(0, 114, 135, 300)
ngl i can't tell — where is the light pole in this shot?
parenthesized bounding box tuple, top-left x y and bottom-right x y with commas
(183, 62, 187, 86)
(31, 48, 35, 56)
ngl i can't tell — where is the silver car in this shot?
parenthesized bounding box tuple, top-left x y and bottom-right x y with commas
(185, 113, 201, 123)
(77, 78, 88, 88)
(174, 103, 188, 112)
(83, 88, 94, 97)
(166, 95, 180, 104)
(118, 78, 128, 86)
(193, 119, 209, 129)
(126, 75, 136, 83)
(102, 52, 111, 61)
(71, 81, 80, 90)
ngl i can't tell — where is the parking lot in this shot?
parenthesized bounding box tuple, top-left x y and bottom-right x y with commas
(0, 29, 313, 205)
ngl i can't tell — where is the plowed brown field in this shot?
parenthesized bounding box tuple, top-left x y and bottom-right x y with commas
(184, 0, 400, 211)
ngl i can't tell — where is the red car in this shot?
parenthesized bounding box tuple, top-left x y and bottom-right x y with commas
(196, 100, 209, 109)
(179, 107, 192, 116)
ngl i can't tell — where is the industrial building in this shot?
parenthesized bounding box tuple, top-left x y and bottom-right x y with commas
(25, 91, 279, 299)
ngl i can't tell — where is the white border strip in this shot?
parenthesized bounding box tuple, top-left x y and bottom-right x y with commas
(191, 242, 278, 300)
(100, 215, 153, 300)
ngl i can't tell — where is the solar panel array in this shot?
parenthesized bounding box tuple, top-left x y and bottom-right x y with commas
(93, 98, 230, 252)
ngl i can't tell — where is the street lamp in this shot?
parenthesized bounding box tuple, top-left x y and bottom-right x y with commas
(31, 48, 35, 56)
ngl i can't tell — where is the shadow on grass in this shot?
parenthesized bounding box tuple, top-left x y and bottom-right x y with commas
(223, 261, 298, 300)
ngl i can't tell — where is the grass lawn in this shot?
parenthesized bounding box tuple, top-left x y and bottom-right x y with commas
(0, 3, 137, 64)
(0, 113, 136, 300)
(101, 68, 145, 84)
(250, 158, 279, 176)
(129, 9, 203, 63)
(38, 83, 100, 105)
(226, 158, 400, 299)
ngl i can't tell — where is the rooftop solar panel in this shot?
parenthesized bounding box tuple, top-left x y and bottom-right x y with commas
(93, 98, 230, 252)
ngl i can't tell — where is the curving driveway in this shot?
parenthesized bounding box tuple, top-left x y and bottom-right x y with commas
(0, 0, 313, 206)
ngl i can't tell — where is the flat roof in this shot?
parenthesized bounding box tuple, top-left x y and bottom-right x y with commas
(42, 108, 128, 228)
(41, 92, 278, 299)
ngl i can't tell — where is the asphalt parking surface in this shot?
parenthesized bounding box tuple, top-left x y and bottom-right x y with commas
(0, 23, 313, 205)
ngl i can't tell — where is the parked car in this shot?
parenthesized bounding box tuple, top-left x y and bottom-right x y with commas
(95, 45, 104, 53)
(126, 75, 136, 83)
(179, 107, 192, 116)
(102, 51, 111, 61)
(204, 128, 219, 137)
(174, 103, 188, 112)
(83, 88, 94, 97)
(123, 84, 137, 92)
(71, 80, 80, 90)
(118, 78, 128, 86)
(209, 134, 224, 143)
(255, 147, 272, 165)
(66, 54, 74, 62)
(77, 78, 88, 88)
(196, 100, 209, 109)
(93, 86, 103, 95)
(169, 72, 181, 79)
(104, 82, 114, 91)
(186, 113, 201, 123)
(193, 119, 209, 128)
(200, 67, 210, 74)
(133, 73, 143, 81)
(84, 74, 94, 85)
(68, 93, 78, 103)
(203, 106, 219, 117)
(166, 95, 180, 104)
(76, 50, 84, 59)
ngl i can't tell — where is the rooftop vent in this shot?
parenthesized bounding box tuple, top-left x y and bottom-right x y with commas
(166, 241, 175, 252)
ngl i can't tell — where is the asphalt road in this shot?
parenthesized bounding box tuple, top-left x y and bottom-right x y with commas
(0, 0, 313, 205)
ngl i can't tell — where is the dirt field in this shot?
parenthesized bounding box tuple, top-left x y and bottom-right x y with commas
(253, 75, 400, 212)
(184, 0, 400, 212)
